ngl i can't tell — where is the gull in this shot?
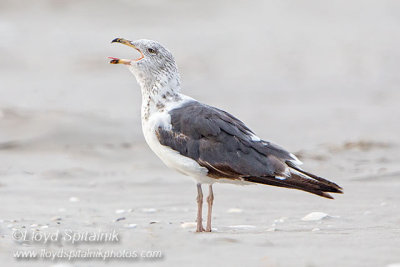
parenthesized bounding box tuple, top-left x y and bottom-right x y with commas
(109, 38, 343, 232)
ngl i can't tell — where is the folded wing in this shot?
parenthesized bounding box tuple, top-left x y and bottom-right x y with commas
(157, 101, 342, 198)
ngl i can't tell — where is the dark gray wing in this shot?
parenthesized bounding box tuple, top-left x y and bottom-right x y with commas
(156, 101, 295, 179)
(156, 100, 343, 198)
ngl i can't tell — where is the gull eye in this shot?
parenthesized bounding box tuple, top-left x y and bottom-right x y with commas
(148, 48, 157, 54)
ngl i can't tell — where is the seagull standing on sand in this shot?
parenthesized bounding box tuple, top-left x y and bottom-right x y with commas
(109, 38, 343, 232)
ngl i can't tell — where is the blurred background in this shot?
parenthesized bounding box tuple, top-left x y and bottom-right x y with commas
(0, 1, 399, 266)
(1, 0, 399, 146)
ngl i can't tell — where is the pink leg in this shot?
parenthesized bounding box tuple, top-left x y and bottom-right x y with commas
(205, 184, 214, 232)
(196, 183, 205, 232)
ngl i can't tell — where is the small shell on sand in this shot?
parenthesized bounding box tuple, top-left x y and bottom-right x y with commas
(124, 224, 137, 229)
(180, 222, 196, 228)
(274, 217, 287, 223)
(69, 197, 79, 202)
(141, 208, 157, 213)
(227, 208, 243, 213)
(115, 209, 125, 214)
(115, 217, 126, 222)
(302, 212, 329, 221)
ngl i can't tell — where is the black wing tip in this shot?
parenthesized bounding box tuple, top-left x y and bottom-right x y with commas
(321, 192, 334, 199)
(329, 181, 343, 191)
(243, 172, 344, 200)
(326, 186, 343, 194)
(319, 187, 343, 199)
(286, 162, 344, 192)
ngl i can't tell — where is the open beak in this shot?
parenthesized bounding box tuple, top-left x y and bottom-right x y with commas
(109, 38, 144, 65)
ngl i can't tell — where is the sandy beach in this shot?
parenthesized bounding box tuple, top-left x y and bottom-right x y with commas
(1, 1, 400, 266)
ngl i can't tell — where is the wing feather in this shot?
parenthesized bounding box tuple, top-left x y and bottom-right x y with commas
(156, 100, 342, 198)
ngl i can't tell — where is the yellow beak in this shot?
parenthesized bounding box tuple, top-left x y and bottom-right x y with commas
(109, 38, 144, 64)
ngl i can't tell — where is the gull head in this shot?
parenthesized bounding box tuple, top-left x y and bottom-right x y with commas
(109, 38, 180, 93)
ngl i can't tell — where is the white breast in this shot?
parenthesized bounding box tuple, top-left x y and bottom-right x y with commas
(140, 95, 254, 185)
(141, 98, 214, 183)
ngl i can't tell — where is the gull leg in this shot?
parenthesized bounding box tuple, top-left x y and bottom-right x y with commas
(196, 183, 205, 232)
(205, 184, 214, 232)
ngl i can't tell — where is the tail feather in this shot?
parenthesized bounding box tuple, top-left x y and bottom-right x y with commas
(286, 161, 343, 191)
(243, 168, 343, 199)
